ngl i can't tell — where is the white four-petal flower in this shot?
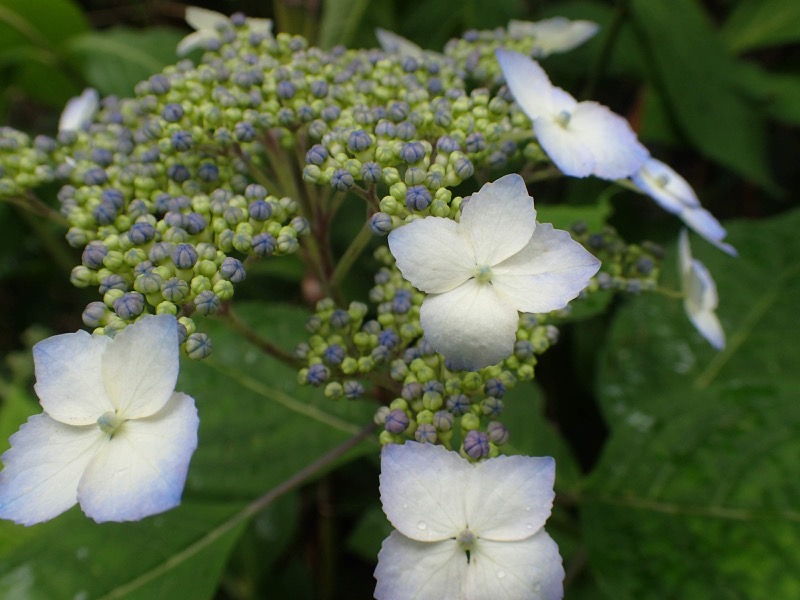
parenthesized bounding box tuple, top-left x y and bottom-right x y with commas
(632, 158, 737, 256)
(374, 442, 564, 600)
(388, 174, 600, 371)
(177, 7, 273, 56)
(678, 229, 725, 350)
(0, 314, 199, 525)
(58, 88, 99, 133)
(496, 49, 648, 180)
(507, 17, 599, 57)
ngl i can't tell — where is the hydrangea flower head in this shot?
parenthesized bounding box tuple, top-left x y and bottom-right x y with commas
(632, 158, 736, 256)
(374, 442, 564, 600)
(388, 174, 600, 370)
(58, 88, 98, 132)
(507, 17, 599, 57)
(177, 7, 272, 55)
(496, 49, 648, 180)
(0, 315, 199, 525)
(678, 229, 725, 350)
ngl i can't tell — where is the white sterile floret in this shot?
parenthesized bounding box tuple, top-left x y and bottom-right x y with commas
(58, 88, 99, 133)
(632, 158, 737, 256)
(496, 49, 648, 180)
(375, 28, 427, 59)
(388, 174, 600, 371)
(507, 17, 599, 57)
(177, 6, 273, 56)
(678, 230, 725, 350)
(374, 442, 564, 600)
(0, 315, 199, 525)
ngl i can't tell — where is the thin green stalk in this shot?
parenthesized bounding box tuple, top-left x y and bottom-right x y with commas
(581, 0, 629, 99)
(330, 218, 374, 291)
(218, 306, 303, 368)
(4, 193, 69, 227)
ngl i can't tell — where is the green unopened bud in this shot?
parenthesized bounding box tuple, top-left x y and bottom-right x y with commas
(70, 266, 95, 288)
(461, 413, 480, 431)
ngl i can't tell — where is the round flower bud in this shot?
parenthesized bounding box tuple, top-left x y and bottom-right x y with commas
(306, 363, 329, 386)
(113, 292, 145, 319)
(385, 409, 410, 434)
(463, 430, 490, 460)
(369, 212, 393, 235)
(128, 222, 156, 245)
(343, 380, 364, 399)
(487, 421, 509, 445)
(171, 243, 198, 269)
(98, 274, 128, 294)
(348, 129, 373, 153)
(193, 290, 221, 316)
(82, 242, 109, 269)
(432, 410, 454, 432)
(161, 277, 190, 303)
(330, 168, 354, 191)
(252, 232, 277, 256)
(82, 301, 109, 328)
(185, 332, 213, 360)
(404, 185, 432, 211)
(414, 423, 437, 444)
(248, 199, 272, 221)
(400, 141, 426, 165)
(219, 257, 246, 283)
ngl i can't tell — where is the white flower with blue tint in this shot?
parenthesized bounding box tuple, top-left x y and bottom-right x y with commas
(496, 49, 648, 180)
(375, 28, 427, 59)
(632, 158, 736, 256)
(507, 17, 599, 57)
(177, 7, 272, 56)
(374, 442, 564, 600)
(388, 174, 600, 371)
(678, 229, 725, 350)
(0, 315, 199, 525)
(58, 88, 98, 132)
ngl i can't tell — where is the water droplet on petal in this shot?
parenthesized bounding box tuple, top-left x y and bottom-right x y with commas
(526, 523, 533, 530)
(402, 503, 408, 509)
(497, 570, 506, 579)
(417, 521, 427, 531)
(525, 506, 531, 511)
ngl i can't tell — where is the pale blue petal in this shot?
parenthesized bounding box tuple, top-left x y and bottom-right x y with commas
(681, 208, 737, 257)
(459, 174, 536, 266)
(374, 531, 468, 600)
(33, 330, 113, 425)
(495, 50, 556, 120)
(0, 414, 104, 526)
(466, 455, 555, 541)
(177, 29, 219, 56)
(184, 6, 227, 30)
(679, 230, 725, 350)
(420, 280, 519, 371)
(467, 532, 564, 600)
(508, 17, 599, 56)
(632, 158, 699, 214)
(102, 314, 179, 419)
(78, 392, 199, 523)
(380, 442, 469, 541)
(58, 88, 98, 132)
(534, 118, 595, 178)
(375, 28, 426, 58)
(568, 101, 648, 180)
(389, 217, 474, 294)
(492, 223, 601, 314)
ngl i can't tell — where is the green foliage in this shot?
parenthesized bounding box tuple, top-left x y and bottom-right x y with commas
(583, 209, 800, 597)
(721, 0, 800, 53)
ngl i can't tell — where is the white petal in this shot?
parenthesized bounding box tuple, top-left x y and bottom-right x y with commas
(493, 223, 601, 313)
(389, 217, 474, 294)
(680, 208, 737, 257)
(247, 18, 273, 36)
(459, 174, 537, 266)
(374, 531, 468, 600)
(568, 101, 648, 180)
(102, 314, 179, 419)
(495, 50, 556, 120)
(78, 392, 199, 523)
(379, 442, 469, 541)
(0, 414, 104, 526)
(467, 531, 564, 600)
(632, 158, 699, 214)
(184, 6, 227, 31)
(534, 117, 596, 178)
(466, 456, 555, 541)
(58, 88, 99, 132)
(421, 280, 520, 371)
(375, 28, 426, 59)
(679, 230, 725, 350)
(177, 29, 220, 56)
(33, 330, 113, 425)
(509, 17, 599, 57)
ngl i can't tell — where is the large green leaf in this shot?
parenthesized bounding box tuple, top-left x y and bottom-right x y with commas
(722, 0, 800, 53)
(65, 27, 185, 98)
(582, 209, 800, 597)
(629, 0, 778, 193)
(318, 0, 371, 49)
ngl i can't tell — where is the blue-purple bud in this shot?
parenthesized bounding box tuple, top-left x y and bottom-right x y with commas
(128, 222, 156, 245)
(400, 142, 426, 165)
(171, 131, 193, 152)
(330, 168, 354, 191)
(433, 411, 454, 431)
(306, 363, 329, 386)
(436, 136, 460, 153)
(361, 161, 382, 184)
(198, 162, 219, 182)
(330, 309, 351, 329)
(99, 274, 128, 294)
(414, 423, 437, 443)
(172, 243, 198, 269)
(388, 101, 409, 122)
(481, 397, 504, 417)
(343, 380, 365, 399)
(385, 409, 410, 434)
(234, 121, 256, 142)
(323, 344, 346, 366)
(220, 257, 246, 283)
(464, 430, 490, 460)
(391, 289, 413, 313)
(404, 185, 432, 211)
(446, 393, 470, 416)
(395, 121, 417, 140)
(454, 157, 474, 180)
(82, 301, 109, 328)
(348, 130, 373, 153)
(167, 164, 189, 182)
(487, 421, 509, 445)
(148, 74, 170, 95)
(82, 242, 109, 269)
(149, 241, 173, 263)
(84, 168, 108, 186)
(161, 277, 190, 303)
(91, 148, 113, 167)
(194, 290, 221, 315)
(252, 232, 277, 256)
(277, 80, 296, 100)
(375, 120, 395, 137)
(401, 381, 422, 401)
(162, 103, 184, 123)
(185, 332, 212, 359)
(465, 132, 486, 153)
(485, 378, 506, 398)
(305, 144, 328, 165)
(370, 212, 392, 235)
(113, 292, 145, 319)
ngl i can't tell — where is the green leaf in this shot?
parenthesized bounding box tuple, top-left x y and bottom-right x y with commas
(583, 209, 800, 597)
(721, 0, 800, 53)
(536, 192, 612, 233)
(736, 63, 800, 127)
(629, 0, 779, 193)
(318, 0, 371, 49)
(0, 0, 88, 52)
(180, 302, 378, 499)
(65, 27, 185, 98)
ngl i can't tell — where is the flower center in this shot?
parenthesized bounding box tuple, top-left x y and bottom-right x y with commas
(457, 528, 476, 551)
(555, 110, 572, 127)
(473, 264, 493, 284)
(655, 173, 670, 188)
(97, 411, 125, 437)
